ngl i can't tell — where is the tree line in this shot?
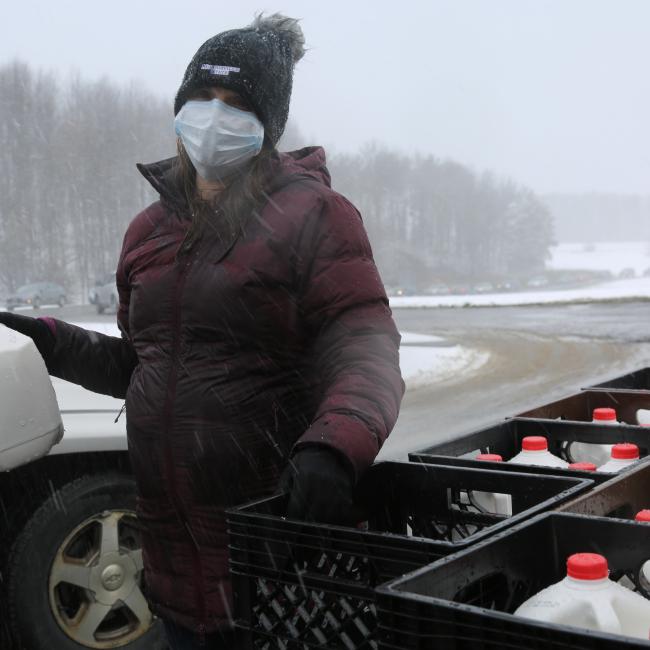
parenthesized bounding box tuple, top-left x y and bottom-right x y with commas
(0, 59, 554, 299)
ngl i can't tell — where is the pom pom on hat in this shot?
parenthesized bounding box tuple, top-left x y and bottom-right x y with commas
(250, 12, 306, 62)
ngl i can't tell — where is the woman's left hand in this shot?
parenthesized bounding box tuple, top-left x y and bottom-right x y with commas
(279, 446, 357, 525)
(0, 312, 55, 361)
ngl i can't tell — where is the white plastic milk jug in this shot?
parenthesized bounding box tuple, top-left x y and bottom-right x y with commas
(469, 453, 512, 516)
(597, 443, 640, 473)
(508, 436, 569, 468)
(0, 326, 63, 470)
(570, 407, 617, 467)
(515, 553, 650, 640)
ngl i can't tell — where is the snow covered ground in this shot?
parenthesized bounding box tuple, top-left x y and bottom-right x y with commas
(73, 321, 121, 337)
(400, 332, 488, 388)
(548, 241, 650, 276)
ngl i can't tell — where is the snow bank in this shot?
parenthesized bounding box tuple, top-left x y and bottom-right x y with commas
(391, 276, 650, 308)
(400, 332, 445, 344)
(400, 343, 488, 388)
(400, 332, 488, 388)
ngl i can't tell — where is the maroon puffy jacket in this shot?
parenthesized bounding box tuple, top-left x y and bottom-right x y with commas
(46, 146, 404, 634)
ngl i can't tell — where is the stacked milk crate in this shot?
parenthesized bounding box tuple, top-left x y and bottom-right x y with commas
(227, 368, 650, 650)
(379, 368, 650, 650)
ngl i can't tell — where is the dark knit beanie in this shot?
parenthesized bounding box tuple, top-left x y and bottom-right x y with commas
(174, 13, 305, 146)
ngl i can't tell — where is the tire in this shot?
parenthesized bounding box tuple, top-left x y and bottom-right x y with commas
(97, 303, 106, 314)
(7, 473, 167, 650)
(58, 295, 66, 307)
(32, 296, 41, 309)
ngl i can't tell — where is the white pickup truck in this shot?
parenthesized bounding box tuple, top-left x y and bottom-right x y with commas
(0, 327, 166, 650)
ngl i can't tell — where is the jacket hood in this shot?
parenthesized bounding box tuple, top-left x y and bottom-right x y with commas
(136, 146, 331, 214)
(268, 146, 331, 191)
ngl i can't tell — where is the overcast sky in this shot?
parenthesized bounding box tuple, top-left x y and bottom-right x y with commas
(2, 0, 649, 194)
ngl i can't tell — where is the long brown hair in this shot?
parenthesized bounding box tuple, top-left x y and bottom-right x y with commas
(173, 138, 275, 256)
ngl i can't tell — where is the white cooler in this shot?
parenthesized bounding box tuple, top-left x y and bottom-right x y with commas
(0, 325, 63, 471)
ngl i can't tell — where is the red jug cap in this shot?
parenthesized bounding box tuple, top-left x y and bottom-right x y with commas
(522, 436, 548, 451)
(612, 443, 639, 460)
(567, 553, 608, 580)
(593, 407, 616, 421)
(568, 462, 597, 472)
(477, 453, 503, 462)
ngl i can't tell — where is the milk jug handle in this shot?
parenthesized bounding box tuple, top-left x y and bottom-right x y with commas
(591, 598, 622, 636)
(636, 408, 650, 425)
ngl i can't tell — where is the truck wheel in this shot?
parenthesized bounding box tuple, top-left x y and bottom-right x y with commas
(7, 473, 167, 650)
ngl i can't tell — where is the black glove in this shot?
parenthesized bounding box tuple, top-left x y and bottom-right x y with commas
(0, 312, 56, 362)
(279, 446, 357, 525)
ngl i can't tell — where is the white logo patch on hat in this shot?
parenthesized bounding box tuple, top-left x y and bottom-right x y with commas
(201, 64, 240, 76)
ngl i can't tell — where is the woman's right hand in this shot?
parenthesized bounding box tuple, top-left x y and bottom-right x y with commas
(0, 312, 56, 361)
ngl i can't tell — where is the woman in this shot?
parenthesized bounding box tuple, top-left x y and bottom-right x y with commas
(0, 13, 404, 649)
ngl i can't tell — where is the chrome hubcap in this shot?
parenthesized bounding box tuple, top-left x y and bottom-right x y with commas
(101, 564, 125, 591)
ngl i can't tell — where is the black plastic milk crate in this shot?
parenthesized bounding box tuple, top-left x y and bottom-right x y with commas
(409, 418, 650, 481)
(517, 389, 650, 424)
(227, 461, 591, 650)
(587, 366, 650, 394)
(377, 512, 650, 649)
(558, 459, 650, 519)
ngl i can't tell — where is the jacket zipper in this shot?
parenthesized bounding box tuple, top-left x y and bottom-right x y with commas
(160, 253, 209, 641)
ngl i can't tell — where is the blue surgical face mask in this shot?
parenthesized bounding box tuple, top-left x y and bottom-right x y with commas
(174, 98, 264, 181)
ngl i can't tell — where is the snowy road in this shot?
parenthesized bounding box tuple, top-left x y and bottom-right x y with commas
(379, 301, 650, 459)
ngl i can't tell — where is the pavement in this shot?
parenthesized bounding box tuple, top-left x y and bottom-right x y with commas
(378, 301, 650, 459)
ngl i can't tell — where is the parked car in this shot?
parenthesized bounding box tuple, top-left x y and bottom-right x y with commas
(618, 267, 636, 279)
(0, 327, 166, 650)
(526, 275, 548, 288)
(94, 271, 119, 314)
(426, 283, 450, 295)
(472, 282, 494, 294)
(6, 282, 67, 311)
(496, 280, 520, 292)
